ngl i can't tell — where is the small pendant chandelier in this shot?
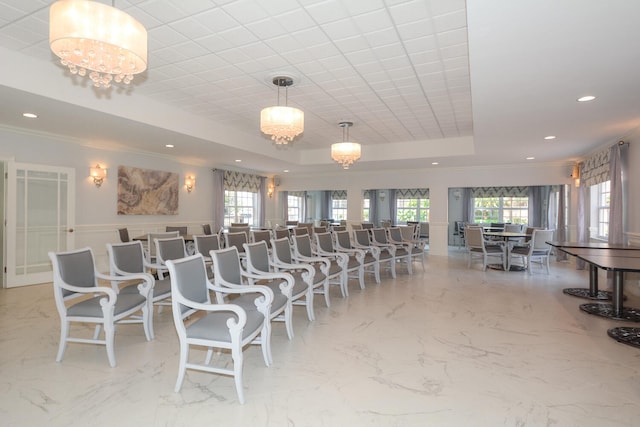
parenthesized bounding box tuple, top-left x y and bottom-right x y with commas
(331, 121, 361, 169)
(260, 75, 304, 145)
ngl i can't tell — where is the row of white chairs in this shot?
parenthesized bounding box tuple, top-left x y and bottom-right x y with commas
(47, 227, 427, 404)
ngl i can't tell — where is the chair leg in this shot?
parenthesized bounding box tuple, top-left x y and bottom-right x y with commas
(341, 272, 349, 297)
(358, 267, 365, 289)
(323, 279, 331, 307)
(305, 289, 315, 321)
(284, 303, 294, 340)
(232, 345, 245, 404)
(174, 343, 189, 392)
(260, 322, 272, 367)
(390, 259, 397, 278)
(143, 302, 154, 341)
(374, 263, 381, 284)
(56, 320, 69, 362)
(104, 322, 116, 368)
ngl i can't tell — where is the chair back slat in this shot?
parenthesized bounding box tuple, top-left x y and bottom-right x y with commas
(335, 231, 352, 249)
(465, 226, 483, 248)
(252, 230, 272, 248)
(117, 227, 130, 242)
(202, 224, 212, 235)
(109, 241, 145, 274)
(388, 227, 403, 242)
(194, 234, 220, 256)
(226, 232, 248, 253)
(371, 228, 388, 244)
(293, 234, 313, 257)
(148, 231, 179, 258)
(156, 237, 187, 264)
(274, 228, 290, 239)
(273, 237, 294, 264)
(166, 226, 188, 236)
(315, 232, 334, 252)
(354, 229, 370, 246)
(244, 241, 271, 273)
(533, 229, 554, 250)
(211, 247, 243, 285)
(167, 255, 210, 316)
(55, 249, 96, 295)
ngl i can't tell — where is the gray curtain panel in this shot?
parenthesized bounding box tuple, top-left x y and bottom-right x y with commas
(258, 176, 266, 227)
(212, 169, 225, 232)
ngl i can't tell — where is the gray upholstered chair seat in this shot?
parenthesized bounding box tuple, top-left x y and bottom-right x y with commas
(347, 256, 361, 269)
(186, 310, 264, 342)
(66, 293, 143, 317)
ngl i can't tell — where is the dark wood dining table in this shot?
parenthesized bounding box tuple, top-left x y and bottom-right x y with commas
(548, 241, 638, 301)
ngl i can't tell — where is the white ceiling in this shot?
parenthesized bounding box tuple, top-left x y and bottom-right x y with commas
(0, 0, 639, 174)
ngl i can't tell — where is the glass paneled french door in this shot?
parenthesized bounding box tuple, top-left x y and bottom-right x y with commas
(6, 162, 75, 287)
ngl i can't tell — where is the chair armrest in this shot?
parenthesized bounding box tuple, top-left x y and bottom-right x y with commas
(241, 270, 295, 296)
(207, 281, 275, 306)
(96, 271, 154, 297)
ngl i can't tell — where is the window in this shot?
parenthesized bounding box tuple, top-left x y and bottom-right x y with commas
(473, 196, 528, 224)
(224, 190, 257, 226)
(396, 197, 429, 222)
(590, 180, 610, 239)
(332, 198, 348, 221)
(362, 193, 370, 222)
(287, 194, 303, 222)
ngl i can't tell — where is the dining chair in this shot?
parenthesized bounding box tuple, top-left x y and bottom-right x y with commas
(509, 229, 554, 274)
(211, 246, 294, 346)
(166, 253, 273, 404)
(274, 227, 291, 240)
(251, 229, 273, 249)
(290, 234, 337, 307)
(314, 232, 355, 296)
(49, 247, 154, 367)
(166, 226, 188, 236)
(465, 226, 506, 271)
(117, 227, 130, 242)
(107, 240, 172, 315)
(371, 228, 412, 274)
(334, 230, 375, 285)
(201, 224, 212, 235)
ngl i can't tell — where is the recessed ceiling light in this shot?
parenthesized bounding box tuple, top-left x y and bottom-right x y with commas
(431, 162, 439, 165)
(165, 144, 174, 148)
(577, 95, 596, 102)
(283, 170, 289, 173)
(235, 159, 242, 163)
(544, 135, 556, 140)
(526, 156, 535, 160)
(22, 112, 38, 118)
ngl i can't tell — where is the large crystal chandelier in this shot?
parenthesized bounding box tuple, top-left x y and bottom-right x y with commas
(331, 122, 361, 169)
(49, 0, 148, 88)
(260, 76, 304, 145)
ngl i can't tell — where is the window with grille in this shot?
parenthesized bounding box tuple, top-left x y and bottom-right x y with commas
(473, 196, 528, 224)
(287, 194, 303, 222)
(395, 197, 429, 222)
(224, 190, 257, 226)
(590, 180, 610, 239)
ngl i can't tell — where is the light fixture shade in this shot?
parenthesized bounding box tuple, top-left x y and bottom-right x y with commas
(260, 106, 304, 145)
(331, 142, 361, 169)
(89, 164, 107, 187)
(50, 0, 147, 88)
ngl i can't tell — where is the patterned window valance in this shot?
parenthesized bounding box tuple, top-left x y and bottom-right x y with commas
(472, 186, 528, 197)
(224, 170, 261, 192)
(396, 188, 429, 198)
(289, 191, 305, 198)
(331, 190, 347, 200)
(580, 148, 610, 187)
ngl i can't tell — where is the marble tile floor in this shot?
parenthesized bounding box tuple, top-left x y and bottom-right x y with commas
(2, 250, 640, 427)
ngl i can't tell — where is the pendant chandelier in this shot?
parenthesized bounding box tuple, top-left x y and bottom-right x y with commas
(331, 122, 361, 169)
(260, 76, 304, 145)
(49, 0, 148, 88)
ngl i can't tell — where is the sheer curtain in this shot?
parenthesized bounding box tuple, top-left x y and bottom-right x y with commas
(258, 176, 266, 227)
(388, 189, 397, 225)
(369, 190, 379, 226)
(281, 191, 288, 225)
(608, 142, 627, 245)
(462, 188, 473, 223)
(555, 185, 568, 261)
(212, 169, 225, 233)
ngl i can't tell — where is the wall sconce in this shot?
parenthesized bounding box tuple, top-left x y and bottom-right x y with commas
(267, 178, 275, 198)
(453, 189, 461, 200)
(89, 164, 107, 188)
(184, 176, 195, 193)
(571, 164, 580, 187)
(379, 191, 386, 202)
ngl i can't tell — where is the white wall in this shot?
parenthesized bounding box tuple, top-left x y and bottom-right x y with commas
(0, 127, 215, 270)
